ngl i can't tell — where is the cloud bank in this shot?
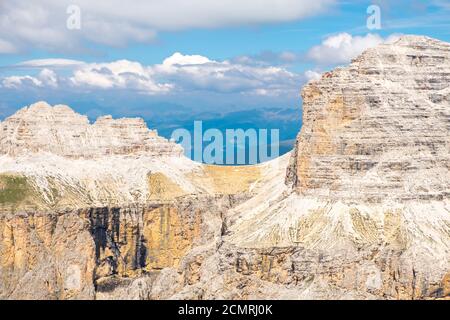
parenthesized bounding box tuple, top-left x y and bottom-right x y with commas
(230, 33, 401, 68)
(0, 0, 335, 53)
(2, 53, 313, 97)
(1, 33, 400, 97)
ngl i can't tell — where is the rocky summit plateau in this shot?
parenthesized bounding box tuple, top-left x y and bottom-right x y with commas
(0, 35, 449, 300)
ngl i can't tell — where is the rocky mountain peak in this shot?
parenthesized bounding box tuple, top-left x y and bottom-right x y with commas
(287, 35, 450, 202)
(391, 34, 444, 46)
(0, 101, 183, 158)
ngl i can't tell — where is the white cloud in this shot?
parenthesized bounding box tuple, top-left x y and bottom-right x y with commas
(2, 68, 59, 88)
(307, 33, 385, 65)
(304, 70, 322, 81)
(38, 69, 59, 88)
(2, 76, 43, 88)
(70, 60, 172, 93)
(17, 59, 85, 68)
(154, 53, 301, 94)
(162, 53, 213, 66)
(0, 0, 335, 53)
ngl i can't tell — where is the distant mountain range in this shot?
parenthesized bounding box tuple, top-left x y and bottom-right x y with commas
(152, 107, 302, 163)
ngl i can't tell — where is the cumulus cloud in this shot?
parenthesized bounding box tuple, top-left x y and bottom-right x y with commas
(0, 0, 335, 53)
(161, 53, 213, 66)
(307, 33, 386, 65)
(37, 69, 59, 88)
(70, 60, 173, 93)
(2, 68, 59, 88)
(2, 76, 43, 88)
(307, 33, 406, 65)
(154, 53, 301, 94)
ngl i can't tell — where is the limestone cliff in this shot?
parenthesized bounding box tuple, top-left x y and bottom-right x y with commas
(0, 35, 449, 300)
(287, 35, 450, 202)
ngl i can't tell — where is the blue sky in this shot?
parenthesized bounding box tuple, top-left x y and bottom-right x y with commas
(0, 0, 449, 124)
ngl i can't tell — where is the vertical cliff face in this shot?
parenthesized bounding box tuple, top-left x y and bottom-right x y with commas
(0, 211, 96, 299)
(288, 35, 450, 202)
(0, 196, 241, 300)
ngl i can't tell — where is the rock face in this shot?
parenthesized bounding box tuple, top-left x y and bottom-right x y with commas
(287, 35, 450, 202)
(0, 196, 240, 299)
(0, 35, 449, 300)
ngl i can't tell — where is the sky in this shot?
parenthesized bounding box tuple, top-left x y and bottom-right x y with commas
(0, 0, 449, 154)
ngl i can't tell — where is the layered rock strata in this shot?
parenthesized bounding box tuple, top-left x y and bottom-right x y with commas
(286, 35, 450, 202)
